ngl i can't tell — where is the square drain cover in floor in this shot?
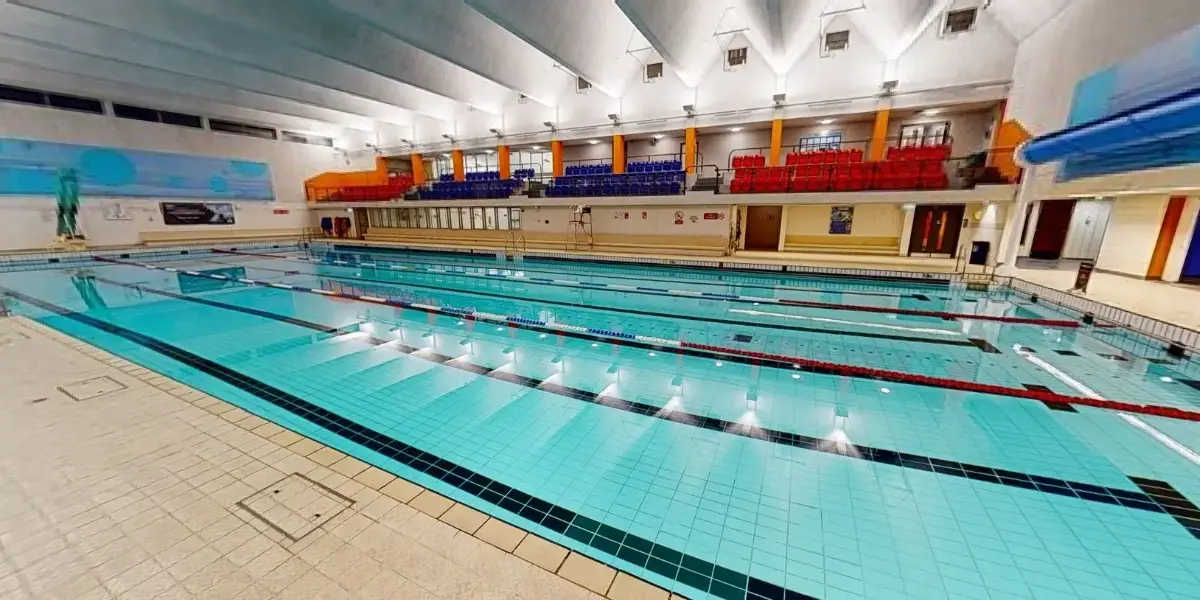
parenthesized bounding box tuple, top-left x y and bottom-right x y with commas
(733, 334, 753, 343)
(237, 473, 354, 541)
(57, 376, 127, 401)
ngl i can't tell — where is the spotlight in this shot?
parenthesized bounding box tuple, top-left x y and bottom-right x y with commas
(543, 121, 557, 131)
(607, 113, 621, 124)
(772, 93, 786, 106)
(682, 104, 696, 116)
(489, 128, 502, 137)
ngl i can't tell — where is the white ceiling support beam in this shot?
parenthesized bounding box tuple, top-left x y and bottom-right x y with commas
(324, 0, 559, 106)
(172, 0, 508, 114)
(0, 7, 414, 127)
(0, 38, 378, 131)
(10, 0, 458, 122)
(888, 0, 954, 60)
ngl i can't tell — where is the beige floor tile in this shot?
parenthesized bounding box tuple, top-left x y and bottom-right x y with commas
(308, 447, 346, 467)
(556, 552, 616, 595)
(353, 466, 396, 490)
(606, 573, 669, 600)
(269, 430, 304, 447)
(440, 503, 488, 534)
(250, 422, 285, 439)
(513, 535, 568, 572)
(474, 518, 527, 552)
(329, 455, 369, 478)
(408, 490, 454, 518)
(379, 478, 424, 503)
(287, 438, 323, 456)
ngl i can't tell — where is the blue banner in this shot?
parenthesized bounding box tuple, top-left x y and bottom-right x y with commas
(0, 138, 273, 199)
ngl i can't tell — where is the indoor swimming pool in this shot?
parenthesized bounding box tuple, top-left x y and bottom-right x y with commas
(1, 243, 1198, 600)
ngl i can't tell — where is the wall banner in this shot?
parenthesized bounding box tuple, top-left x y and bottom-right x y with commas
(161, 202, 235, 226)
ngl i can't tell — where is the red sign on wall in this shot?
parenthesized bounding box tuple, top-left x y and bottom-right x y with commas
(703, 212, 721, 220)
(273, 209, 290, 215)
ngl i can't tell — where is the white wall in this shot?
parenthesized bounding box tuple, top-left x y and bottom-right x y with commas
(0, 197, 307, 250)
(0, 101, 347, 203)
(1095, 195, 1168, 277)
(522, 205, 730, 238)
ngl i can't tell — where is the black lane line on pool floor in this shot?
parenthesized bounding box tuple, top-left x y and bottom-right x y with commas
(76, 277, 1200, 528)
(301, 249, 925, 300)
(0, 286, 818, 600)
(196, 256, 979, 350)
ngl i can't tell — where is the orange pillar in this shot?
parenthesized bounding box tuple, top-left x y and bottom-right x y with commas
(768, 119, 783, 166)
(451, 150, 465, 181)
(612, 134, 625, 174)
(869, 109, 890, 161)
(1147, 196, 1188, 280)
(684, 127, 697, 174)
(497, 145, 511, 179)
(410, 153, 425, 185)
(551, 140, 564, 177)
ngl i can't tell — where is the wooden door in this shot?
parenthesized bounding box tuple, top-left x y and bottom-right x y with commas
(744, 206, 783, 251)
(1030, 199, 1076, 259)
(909, 204, 965, 256)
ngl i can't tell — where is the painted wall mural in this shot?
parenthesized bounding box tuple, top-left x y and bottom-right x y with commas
(0, 138, 274, 199)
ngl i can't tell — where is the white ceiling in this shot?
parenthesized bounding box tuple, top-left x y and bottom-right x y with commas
(0, 0, 1074, 145)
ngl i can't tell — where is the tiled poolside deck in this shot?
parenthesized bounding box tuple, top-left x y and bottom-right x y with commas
(0, 316, 679, 600)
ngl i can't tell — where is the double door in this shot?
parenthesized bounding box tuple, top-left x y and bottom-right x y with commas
(909, 204, 964, 256)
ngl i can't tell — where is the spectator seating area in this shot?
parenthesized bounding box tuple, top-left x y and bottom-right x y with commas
(565, 164, 614, 176)
(546, 171, 685, 197)
(628, 159, 683, 172)
(421, 179, 521, 200)
(310, 174, 413, 202)
(730, 145, 951, 193)
(512, 168, 536, 180)
(466, 171, 502, 181)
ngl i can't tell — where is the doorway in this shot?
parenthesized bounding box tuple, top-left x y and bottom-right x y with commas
(909, 204, 965, 256)
(352, 208, 369, 240)
(744, 206, 783, 251)
(1029, 199, 1076, 259)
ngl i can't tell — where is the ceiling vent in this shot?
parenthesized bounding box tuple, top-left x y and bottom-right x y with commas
(576, 77, 592, 94)
(824, 30, 850, 53)
(944, 7, 978, 34)
(645, 62, 663, 81)
(726, 47, 747, 68)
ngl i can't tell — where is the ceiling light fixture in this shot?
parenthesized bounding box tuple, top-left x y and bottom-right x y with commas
(484, 149, 495, 154)
(922, 108, 941, 116)
(820, 119, 834, 125)
(653, 134, 665, 140)
(588, 140, 600, 145)
(531, 145, 542, 150)
(729, 127, 742, 132)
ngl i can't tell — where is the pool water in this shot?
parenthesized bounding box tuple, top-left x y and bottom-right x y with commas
(2, 244, 1198, 600)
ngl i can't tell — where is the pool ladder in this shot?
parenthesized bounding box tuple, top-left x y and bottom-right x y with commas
(504, 231, 527, 259)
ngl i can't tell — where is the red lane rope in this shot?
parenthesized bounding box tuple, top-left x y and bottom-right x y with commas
(776, 299, 1079, 327)
(679, 341, 1200, 422)
(92, 256, 1199, 422)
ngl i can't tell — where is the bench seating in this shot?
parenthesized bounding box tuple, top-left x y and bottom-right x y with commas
(781, 235, 899, 256)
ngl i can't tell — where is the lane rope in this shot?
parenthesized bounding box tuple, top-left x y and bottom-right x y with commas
(213, 249, 1079, 327)
(94, 256, 1200, 422)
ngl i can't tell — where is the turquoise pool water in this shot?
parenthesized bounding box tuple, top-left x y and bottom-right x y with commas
(1, 244, 1198, 600)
